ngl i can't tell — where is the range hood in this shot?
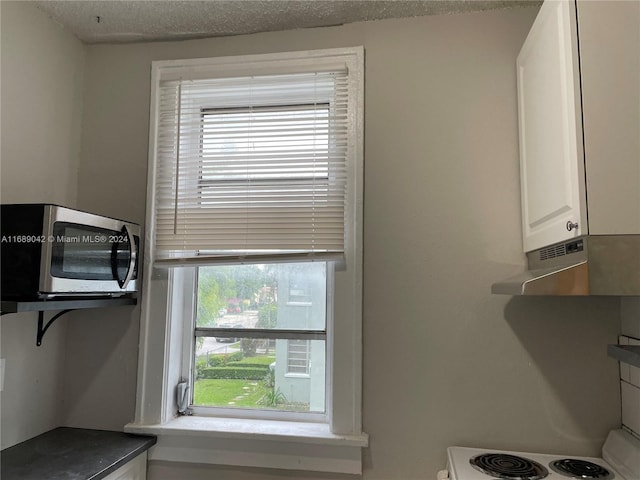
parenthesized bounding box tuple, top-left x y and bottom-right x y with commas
(492, 235, 640, 296)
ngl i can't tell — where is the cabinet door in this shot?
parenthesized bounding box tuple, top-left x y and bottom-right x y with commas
(516, 0, 587, 253)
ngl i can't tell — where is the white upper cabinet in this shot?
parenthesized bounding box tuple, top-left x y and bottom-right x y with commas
(516, 0, 639, 253)
(517, 0, 586, 253)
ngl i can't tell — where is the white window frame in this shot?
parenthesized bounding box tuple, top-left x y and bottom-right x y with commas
(186, 263, 328, 422)
(125, 47, 366, 475)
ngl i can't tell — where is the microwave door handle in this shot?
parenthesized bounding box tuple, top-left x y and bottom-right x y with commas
(117, 224, 137, 289)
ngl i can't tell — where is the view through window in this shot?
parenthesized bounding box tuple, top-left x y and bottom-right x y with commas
(193, 262, 327, 413)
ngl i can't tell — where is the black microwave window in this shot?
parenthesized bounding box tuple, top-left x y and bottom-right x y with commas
(50, 222, 138, 281)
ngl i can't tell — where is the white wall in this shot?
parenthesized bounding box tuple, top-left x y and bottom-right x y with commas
(65, 7, 622, 480)
(0, 1, 85, 448)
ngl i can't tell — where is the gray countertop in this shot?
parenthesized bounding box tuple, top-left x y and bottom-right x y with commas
(0, 427, 157, 480)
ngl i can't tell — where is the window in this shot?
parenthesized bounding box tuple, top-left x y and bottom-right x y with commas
(200, 104, 330, 182)
(127, 48, 366, 474)
(287, 340, 311, 375)
(192, 262, 326, 414)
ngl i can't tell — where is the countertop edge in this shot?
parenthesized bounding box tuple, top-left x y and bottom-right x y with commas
(89, 435, 157, 480)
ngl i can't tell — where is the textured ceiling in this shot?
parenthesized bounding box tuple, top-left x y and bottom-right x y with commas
(32, 0, 541, 44)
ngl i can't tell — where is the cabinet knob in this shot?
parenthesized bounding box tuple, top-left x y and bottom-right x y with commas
(566, 221, 579, 232)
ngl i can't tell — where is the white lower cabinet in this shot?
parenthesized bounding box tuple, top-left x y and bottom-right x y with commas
(103, 452, 147, 480)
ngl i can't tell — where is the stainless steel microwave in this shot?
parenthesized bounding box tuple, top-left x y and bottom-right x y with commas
(1, 204, 140, 300)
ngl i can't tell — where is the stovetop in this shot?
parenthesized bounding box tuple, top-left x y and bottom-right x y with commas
(448, 446, 618, 480)
(446, 430, 640, 480)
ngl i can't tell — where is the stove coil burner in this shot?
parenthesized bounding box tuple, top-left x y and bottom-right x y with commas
(470, 454, 549, 480)
(549, 459, 614, 480)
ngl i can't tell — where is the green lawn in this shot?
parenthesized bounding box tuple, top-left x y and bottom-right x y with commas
(194, 378, 267, 407)
(193, 354, 281, 408)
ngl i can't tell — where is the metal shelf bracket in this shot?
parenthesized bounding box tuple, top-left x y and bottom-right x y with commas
(37, 309, 73, 346)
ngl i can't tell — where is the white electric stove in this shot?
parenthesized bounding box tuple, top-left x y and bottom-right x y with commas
(442, 429, 640, 480)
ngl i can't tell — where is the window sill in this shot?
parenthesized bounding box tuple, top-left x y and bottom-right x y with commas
(284, 373, 310, 378)
(124, 416, 368, 474)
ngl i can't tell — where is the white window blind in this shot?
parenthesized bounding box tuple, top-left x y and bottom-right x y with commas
(152, 70, 350, 266)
